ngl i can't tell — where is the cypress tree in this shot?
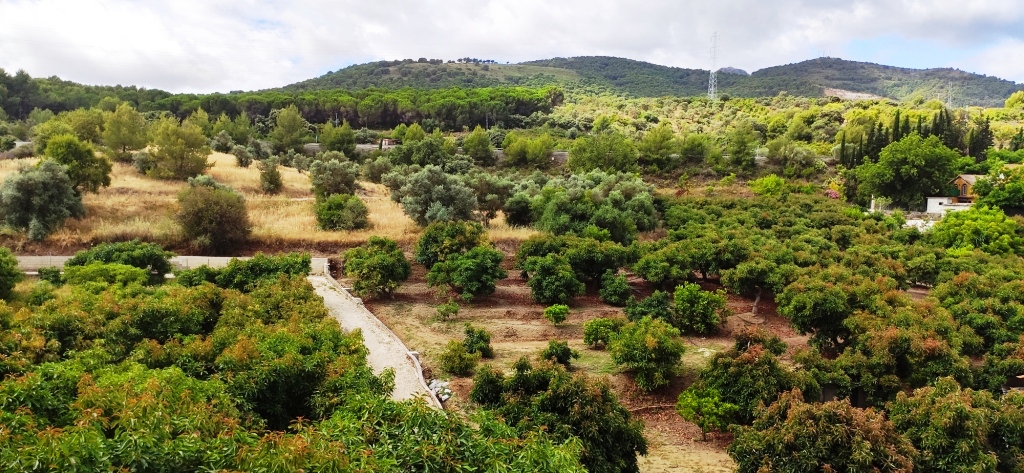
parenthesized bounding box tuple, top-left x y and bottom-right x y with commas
(839, 133, 848, 167)
(892, 110, 902, 142)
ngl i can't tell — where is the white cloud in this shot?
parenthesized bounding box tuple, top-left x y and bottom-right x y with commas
(0, 0, 1021, 93)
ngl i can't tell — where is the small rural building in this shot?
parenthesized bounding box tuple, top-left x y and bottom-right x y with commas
(926, 197, 973, 215)
(949, 174, 984, 204)
(381, 138, 400, 146)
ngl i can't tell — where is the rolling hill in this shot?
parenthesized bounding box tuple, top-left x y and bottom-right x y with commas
(286, 56, 1022, 107)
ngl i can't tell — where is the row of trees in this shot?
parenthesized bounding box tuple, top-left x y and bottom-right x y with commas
(0, 246, 591, 471)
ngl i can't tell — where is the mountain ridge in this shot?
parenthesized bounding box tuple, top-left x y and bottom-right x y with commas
(286, 56, 1022, 107)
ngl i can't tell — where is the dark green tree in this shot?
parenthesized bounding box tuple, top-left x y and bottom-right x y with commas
(0, 160, 84, 240)
(856, 133, 959, 209)
(44, 134, 111, 194)
(342, 236, 411, 299)
(567, 130, 638, 172)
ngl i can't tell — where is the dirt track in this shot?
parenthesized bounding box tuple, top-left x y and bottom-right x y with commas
(308, 276, 439, 407)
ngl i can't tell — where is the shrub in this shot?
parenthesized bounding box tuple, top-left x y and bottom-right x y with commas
(176, 185, 251, 254)
(132, 150, 154, 174)
(544, 304, 570, 325)
(609, 317, 684, 392)
(0, 160, 84, 240)
(676, 387, 739, 441)
(65, 240, 175, 275)
(62, 262, 149, 286)
(502, 193, 534, 227)
(470, 359, 648, 473)
(0, 247, 22, 301)
(436, 299, 459, 320)
(343, 236, 411, 299)
(624, 290, 673, 322)
(315, 194, 369, 230)
(215, 253, 311, 292)
(671, 283, 728, 335)
(599, 271, 631, 306)
(463, 324, 494, 358)
(25, 281, 56, 306)
(415, 221, 486, 269)
(211, 130, 234, 153)
(0, 135, 15, 152)
(37, 266, 62, 286)
(523, 254, 585, 305)
(540, 340, 579, 367)
(361, 155, 393, 183)
(749, 173, 787, 196)
(439, 340, 479, 377)
(257, 158, 282, 193)
(231, 145, 253, 168)
(583, 317, 625, 348)
(309, 159, 360, 199)
(462, 125, 494, 166)
(426, 246, 507, 301)
(173, 265, 221, 287)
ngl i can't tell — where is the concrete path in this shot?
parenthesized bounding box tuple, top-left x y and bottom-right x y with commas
(308, 275, 441, 408)
(16, 255, 328, 275)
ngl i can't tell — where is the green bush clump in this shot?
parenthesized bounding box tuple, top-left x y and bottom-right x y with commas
(523, 254, 585, 305)
(65, 240, 175, 275)
(257, 158, 283, 193)
(599, 271, 631, 306)
(214, 253, 311, 293)
(544, 304, 570, 325)
(426, 246, 507, 301)
(540, 340, 579, 367)
(439, 340, 479, 377)
(62, 262, 149, 287)
(309, 159, 360, 199)
(436, 299, 459, 320)
(173, 265, 220, 287)
(0, 160, 84, 241)
(609, 317, 684, 392)
(315, 194, 369, 230)
(175, 183, 251, 254)
(671, 283, 728, 335)
(470, 358, 647, 473)
(414, 220, 485, 269)
(463, 324, 494, 358)
(37, 266, 62, 286)
(0, 247, 22, 301)
(343, 237, 411, 299)
(583, 317, 626, 348)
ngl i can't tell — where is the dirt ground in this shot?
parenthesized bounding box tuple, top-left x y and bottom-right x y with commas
(361, 259, 810, 472)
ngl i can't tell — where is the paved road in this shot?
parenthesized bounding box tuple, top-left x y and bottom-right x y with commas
(16, 256, 328, 274)
(308, 275, 440, 408)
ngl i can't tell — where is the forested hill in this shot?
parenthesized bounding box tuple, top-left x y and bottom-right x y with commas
(288, 56, 1022, 106)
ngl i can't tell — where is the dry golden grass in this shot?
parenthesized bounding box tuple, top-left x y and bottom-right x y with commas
(0, 158, 38, 181)
(4, 152, 437, 253)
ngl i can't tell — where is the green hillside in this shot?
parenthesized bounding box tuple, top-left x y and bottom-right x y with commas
(288, 56, 1022, 106)
(283, 59, 579, 92)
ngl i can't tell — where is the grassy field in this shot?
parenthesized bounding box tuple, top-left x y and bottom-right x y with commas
(3, 152, 539, 254)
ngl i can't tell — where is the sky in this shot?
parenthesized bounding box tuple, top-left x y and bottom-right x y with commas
(1, 0, 1023, 94)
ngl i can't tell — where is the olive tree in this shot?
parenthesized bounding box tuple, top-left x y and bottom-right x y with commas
(0, 160, 84, 240)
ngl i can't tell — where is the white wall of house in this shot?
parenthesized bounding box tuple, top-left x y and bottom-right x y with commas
(926, 197, 972, 215)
